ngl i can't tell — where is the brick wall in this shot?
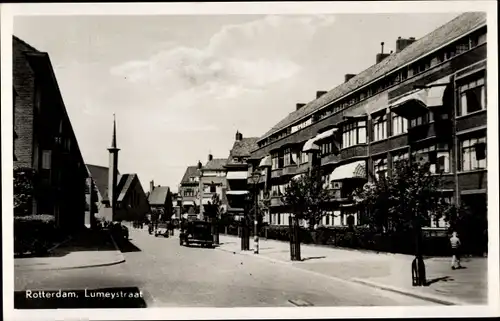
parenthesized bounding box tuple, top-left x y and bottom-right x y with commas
(13, 37, 36, 168)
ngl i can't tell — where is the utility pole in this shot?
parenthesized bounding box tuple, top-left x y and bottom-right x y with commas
(198, 161, 204, 221)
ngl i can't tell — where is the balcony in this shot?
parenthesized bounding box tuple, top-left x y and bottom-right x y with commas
(340, 144, 368, 160)
(456, 110, 486, 133)
(458, 169, 487, 191)
(321, 153, 339, 166)
(282, 165, 299, 177)
(271, 168, 283, 179)
(270, 197, 284, 207)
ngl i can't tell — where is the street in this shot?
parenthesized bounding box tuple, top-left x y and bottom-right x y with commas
(15, 228, 438, 308)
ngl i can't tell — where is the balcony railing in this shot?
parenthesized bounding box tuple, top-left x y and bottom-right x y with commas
(271, 168, 283, 179)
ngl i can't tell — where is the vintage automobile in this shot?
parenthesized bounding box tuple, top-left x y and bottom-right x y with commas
(154, 222, 169, 238)
(179, 220, 213, 248)
(110, 221, 129, 240)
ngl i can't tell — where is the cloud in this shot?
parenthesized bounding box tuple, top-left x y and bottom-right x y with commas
(109, 15, 336, 108)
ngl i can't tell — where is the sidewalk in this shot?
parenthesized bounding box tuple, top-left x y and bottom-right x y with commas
(216, 234, 487, 306)
(14, 228, 125, 271)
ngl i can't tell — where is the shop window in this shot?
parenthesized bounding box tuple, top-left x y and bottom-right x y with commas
(461, 136, 487, 171)
(458, 74, 486, 116)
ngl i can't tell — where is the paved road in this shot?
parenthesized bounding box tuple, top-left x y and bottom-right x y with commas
(15, 229, 437, 307)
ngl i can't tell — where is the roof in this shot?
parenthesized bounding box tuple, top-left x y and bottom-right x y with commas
(181, 166, 200, 184)
(86, 164, 121, 201)
(148, 186, 171, 205)
(13, 35, 41, 53)
(259, 12, 486, 141)
(229, 137, 259, 158)
(117, 174, 137, 202)
(204, 158, 227, 170)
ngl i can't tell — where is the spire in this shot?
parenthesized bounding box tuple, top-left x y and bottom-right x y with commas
(111, 113, 117, 149)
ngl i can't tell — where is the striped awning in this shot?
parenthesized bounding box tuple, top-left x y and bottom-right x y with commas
(330, 161, 366, 181)
(258, 155, 272, 168)
(182, 201, 195, 206)
(226, 171, 248, 180)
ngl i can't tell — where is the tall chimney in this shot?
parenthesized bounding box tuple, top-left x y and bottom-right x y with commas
(316, 91, 327, 99)
(235, 130, 242, 141)
(197, 160, 202, 170)
(208, 153, 213, 161)
(376, 41, 391, 64)
(396, 36, 417, 53)
(296, 103, 306, 110)
(344, 74, 356, 83)
(150, 180, 154, 193)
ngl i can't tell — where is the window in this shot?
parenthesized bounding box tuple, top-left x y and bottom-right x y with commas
(392, 114, 408, 136)
(429, 196, 453, 228)
(410, 114, 429, 128)
(284, 148, 297, 166)
(373, 113, 387, 141)
(271, 152, 279, 170)
(392, 151, 409, 167)
(321, 141, 333, 156)
(271, 185, 281, 197)
(461, 137, 487, 171)
(458, 74, 486, 116)
(413, 146, 437, 173)
(322, 174, 331, 189)
(299, 151, 309, 164)
(436, 151, 450, 173)
(374, 158, 388, 180)
(42, 150, 52, 170)
(342, 120, 367, 148)
(455, 40, 470, 55)
(184, 189, 194, 197)
(210, 185, 216, 193)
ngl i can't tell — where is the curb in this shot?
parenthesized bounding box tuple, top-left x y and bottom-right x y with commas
(216, 240, 468, 306)
(47, 235, 74, 253)
(16, 231, 126, 272)
(351, 278, 470, 306)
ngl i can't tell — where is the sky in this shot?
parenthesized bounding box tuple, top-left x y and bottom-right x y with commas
(14, 12, 462, 193)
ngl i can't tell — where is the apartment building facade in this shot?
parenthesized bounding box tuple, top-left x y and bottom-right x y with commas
(201, 155, 228, 213)
(13, 36, 88, 230)
(249, 12, 487, 233)
(225, 132, 261, 221)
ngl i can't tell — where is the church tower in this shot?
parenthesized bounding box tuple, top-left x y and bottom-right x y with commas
(108, 114, 120, 218)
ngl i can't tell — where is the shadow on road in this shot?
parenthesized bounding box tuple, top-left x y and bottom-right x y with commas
(14, 287, 147, 309)
(114, 239, 142, 253)
(426, 276, 453, 285)
(301, 256, 327, 261)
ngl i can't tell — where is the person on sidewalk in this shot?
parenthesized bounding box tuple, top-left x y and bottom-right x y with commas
(450, 231, 462, 270)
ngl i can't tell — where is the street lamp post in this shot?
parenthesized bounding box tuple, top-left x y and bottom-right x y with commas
(250, 171, 261, 254)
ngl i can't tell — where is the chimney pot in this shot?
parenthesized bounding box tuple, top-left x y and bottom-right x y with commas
(296, 103, 306, 110)
(344, 74, 356, 83)
(396, 37, 417, 53)
(316, 91, 327, 99)
(208, 153, 213, 161)
(381, 42, 385, 54)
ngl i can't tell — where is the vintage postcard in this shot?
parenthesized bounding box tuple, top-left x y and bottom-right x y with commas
(2, 1, 499, 320)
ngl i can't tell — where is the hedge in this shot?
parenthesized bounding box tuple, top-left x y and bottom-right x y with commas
(14, 215, 67, 256)
(219, 224, 485, 256)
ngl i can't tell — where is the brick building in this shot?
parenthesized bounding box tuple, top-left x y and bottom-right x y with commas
(148, 181, 173, 221)
(224, 131, 260, 221)
(178, 165, 202, 217)
(249, 12, 487, 234)
(13, 36, 88, 230)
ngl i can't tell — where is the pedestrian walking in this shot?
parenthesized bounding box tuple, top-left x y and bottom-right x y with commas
(450, 231, 462, 270)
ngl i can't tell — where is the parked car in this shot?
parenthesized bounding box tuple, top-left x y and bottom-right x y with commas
(110, 221, 129, 240)
(179, 220, 213, 248)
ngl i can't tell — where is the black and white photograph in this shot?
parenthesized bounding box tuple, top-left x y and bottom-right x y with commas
(1, 2, 499, 320)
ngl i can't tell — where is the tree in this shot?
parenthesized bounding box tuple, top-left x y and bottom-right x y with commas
(281, 167, 331, 260)
(353, 158, 456, 286)
(205, 193, 223, 244)
(14, 167, 36, 216)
